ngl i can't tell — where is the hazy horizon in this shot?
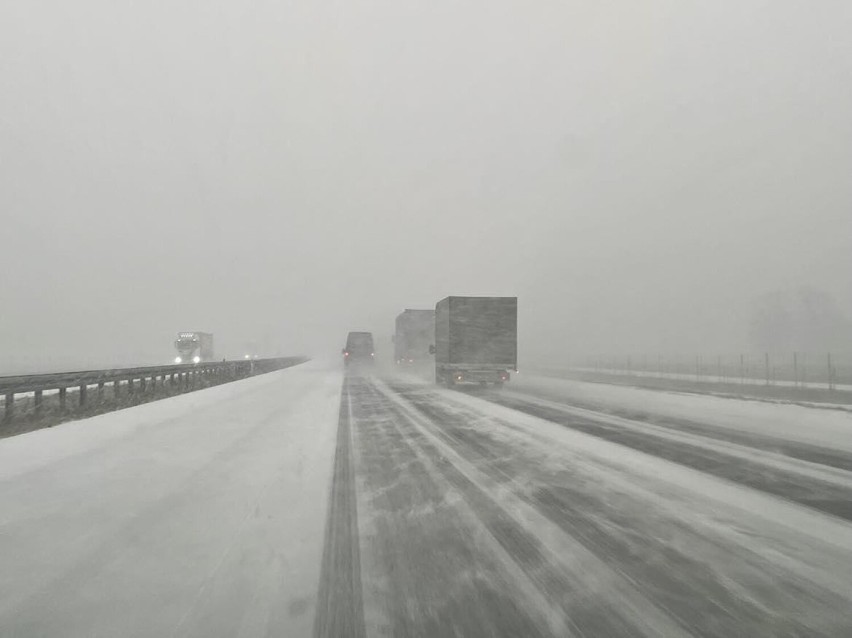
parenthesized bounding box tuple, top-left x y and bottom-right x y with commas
(2, 0, 851, 373)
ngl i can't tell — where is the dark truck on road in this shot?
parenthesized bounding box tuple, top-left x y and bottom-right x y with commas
(393, 309, 435, 366)
(343, 331, 375, 367)
(433, 296, 517, 387)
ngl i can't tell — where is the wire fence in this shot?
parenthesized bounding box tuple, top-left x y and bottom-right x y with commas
(575, 352, 852, 391)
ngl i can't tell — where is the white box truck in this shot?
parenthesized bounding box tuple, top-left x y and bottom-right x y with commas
(174, 332, 214, 364)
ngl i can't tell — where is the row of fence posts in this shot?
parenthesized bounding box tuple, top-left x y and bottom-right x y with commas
(585, 353, 842, 391)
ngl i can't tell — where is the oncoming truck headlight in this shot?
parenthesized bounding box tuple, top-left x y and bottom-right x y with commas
(193, 356, 201, 364)
(175, 356, 182, 364)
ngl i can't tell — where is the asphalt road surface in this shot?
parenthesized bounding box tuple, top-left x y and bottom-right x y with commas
(2, 362, 851, 636)
(317, 371, 852, 638)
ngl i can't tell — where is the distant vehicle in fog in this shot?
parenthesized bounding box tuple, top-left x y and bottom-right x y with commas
(343, 331, 375, 366)
(393, 309, 435, 366)
(433, 297, 517, 387)
(174, 332, 214, 364)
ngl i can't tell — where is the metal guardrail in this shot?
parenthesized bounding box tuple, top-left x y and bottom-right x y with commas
(1, 356, 308, 425)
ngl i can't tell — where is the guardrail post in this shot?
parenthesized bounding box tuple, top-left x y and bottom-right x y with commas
(764, 352, 770, 386)
(79, 384, 87, 408)
(828, 352, 834, 391)
(140, 377, 147, 393)
(3, 393, 13, 422)
(793, 352, 798, 388)
(114, 380, 121, 399)
(34, 390, 43, 415)
(97, 382, 104, 403)
(59, 387, 67, 411)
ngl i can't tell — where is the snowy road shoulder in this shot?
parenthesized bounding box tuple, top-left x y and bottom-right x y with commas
(0, 360, 341, 638)
(513, 374, 852, 453)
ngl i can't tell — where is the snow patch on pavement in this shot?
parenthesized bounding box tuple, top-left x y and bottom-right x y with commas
(515, 375, 852, 453)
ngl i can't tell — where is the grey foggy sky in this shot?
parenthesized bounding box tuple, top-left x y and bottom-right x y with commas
(2, 1, 852, 371)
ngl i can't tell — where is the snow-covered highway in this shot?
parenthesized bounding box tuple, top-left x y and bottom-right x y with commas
(1, 362, 852, 636)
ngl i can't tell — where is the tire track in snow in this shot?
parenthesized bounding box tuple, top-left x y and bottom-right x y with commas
(387, 381, 852, 637)
(485, 391, 852, 521)
(369, 379, 690, 638)
(508, 385, 852, 471)
(313, 377, 366, 638)
(350, 377, 559, 637)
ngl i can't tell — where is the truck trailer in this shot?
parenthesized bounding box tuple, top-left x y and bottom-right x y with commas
(393, 309, 435, 366)
(174, 332, 214, 364)
(434, 296, 517, 387)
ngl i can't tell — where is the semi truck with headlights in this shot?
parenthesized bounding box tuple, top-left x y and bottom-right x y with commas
(174, 332, 214, 364)
(433, 296, 517, 387)
(393, 309, 435, 366)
